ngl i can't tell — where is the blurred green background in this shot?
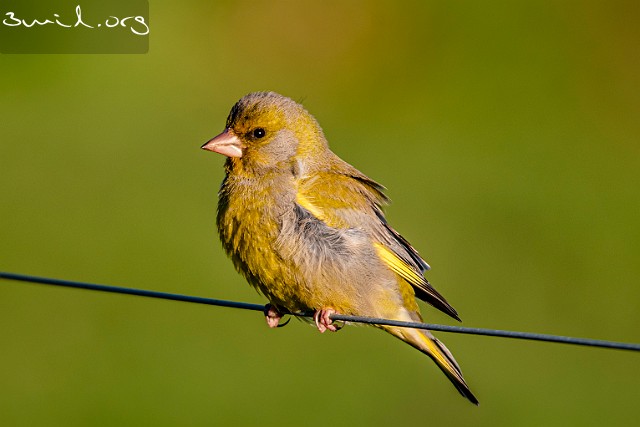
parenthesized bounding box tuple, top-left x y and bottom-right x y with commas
(1, 1, 639, 425)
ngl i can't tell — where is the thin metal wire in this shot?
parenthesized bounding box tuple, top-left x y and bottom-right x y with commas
(1, 271, 639, 352)
(0, 272, 265, 312)
(329, 315, 640, 351)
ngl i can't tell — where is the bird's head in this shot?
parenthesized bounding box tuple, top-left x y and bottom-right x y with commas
(202, 92, 327, 173)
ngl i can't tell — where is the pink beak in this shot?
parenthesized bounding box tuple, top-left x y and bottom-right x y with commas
(201, 129, 244, 158)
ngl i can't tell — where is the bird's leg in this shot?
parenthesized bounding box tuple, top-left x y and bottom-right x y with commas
(264, 304, 283, 328)
(313, 307, 339, 333)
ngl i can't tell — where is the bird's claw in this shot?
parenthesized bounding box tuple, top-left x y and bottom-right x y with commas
(314, 308, 339, 333)
(264, 304, 286, 328)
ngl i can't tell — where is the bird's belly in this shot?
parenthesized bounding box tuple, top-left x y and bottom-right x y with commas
(273, 205, 402, 316)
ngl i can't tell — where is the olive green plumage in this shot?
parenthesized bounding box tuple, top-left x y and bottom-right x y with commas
(203, 91, 478, 404)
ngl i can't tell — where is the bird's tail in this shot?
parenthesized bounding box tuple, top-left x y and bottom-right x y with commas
(383, 324, 479, 405)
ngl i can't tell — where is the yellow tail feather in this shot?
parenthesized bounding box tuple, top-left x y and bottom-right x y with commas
(384, 325, 479, 405)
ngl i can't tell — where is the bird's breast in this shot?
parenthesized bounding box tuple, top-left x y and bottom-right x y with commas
(216, 172, 309, 309)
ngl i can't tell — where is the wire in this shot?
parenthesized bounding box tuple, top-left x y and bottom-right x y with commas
(0, 272, 265, 312)
(1, 271, 639, 352)
(329, 315, 640, 351)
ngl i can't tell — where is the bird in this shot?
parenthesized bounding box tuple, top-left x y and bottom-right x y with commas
(202, 91, 478, 404)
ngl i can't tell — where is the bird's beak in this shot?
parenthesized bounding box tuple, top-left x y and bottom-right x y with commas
(201, 128, 244, 158)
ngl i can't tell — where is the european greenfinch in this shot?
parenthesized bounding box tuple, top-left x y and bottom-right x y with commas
(202, 92, 478, 404)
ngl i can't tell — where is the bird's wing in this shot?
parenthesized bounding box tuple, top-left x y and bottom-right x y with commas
(295, 159, 460, 321)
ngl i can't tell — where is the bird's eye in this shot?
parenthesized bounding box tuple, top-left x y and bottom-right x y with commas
(252, 128, 266, 139)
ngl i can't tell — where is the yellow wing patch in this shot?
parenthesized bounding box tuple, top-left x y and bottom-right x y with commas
(296, 192, 326, 221)
(375, 242, 460, 321)
(374, 242, 426, 287)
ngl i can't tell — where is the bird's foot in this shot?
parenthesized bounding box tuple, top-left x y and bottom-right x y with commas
(313, 307, 340, 333)
(264, 304, 288, 328)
